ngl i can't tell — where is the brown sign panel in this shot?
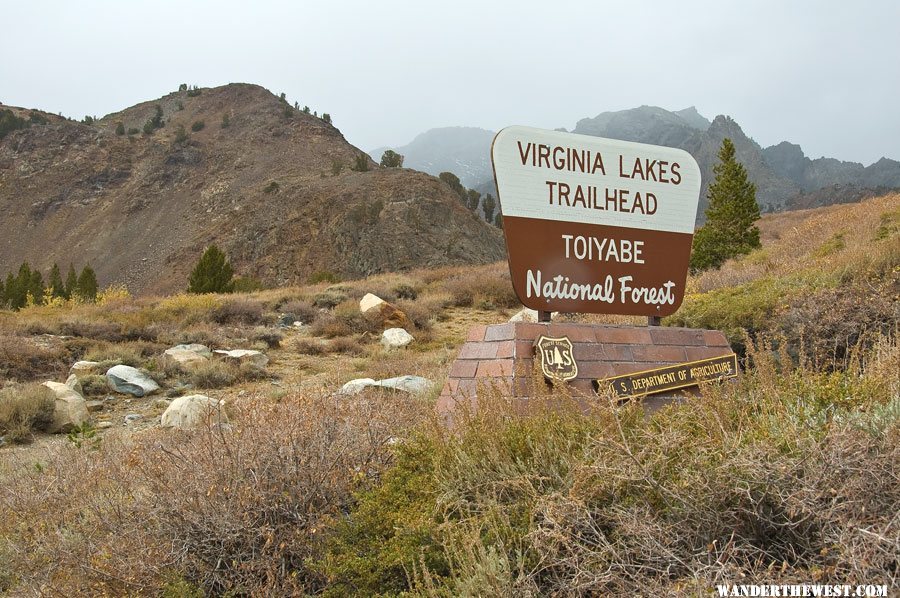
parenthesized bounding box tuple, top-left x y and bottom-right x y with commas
(595, 353, 738, 400)
(492, 126, 702, 317)
(536, 335, 578, 382)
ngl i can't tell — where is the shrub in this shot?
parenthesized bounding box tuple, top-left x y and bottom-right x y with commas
(309, 270, 341, 285)
(220, 113, 230, 128)
(212, 298, 265, 325)
(277, 299, 321, 325)
(186, 85, 201, 97)
(312, 290, 347, 309)
(262, 181, 279, 194)
(294, 338, 326, 356)
(380, 150, 404, 168)
(350, 154, 370, 172)
(232, 276, 264, 293)
(249, 327, 283, 349)
(327, 336, 365, 355)
(322, 113, 331, 124)
(186, 360, 237, 389)
(330, 159, 344, 176)
(173, 124, 188, 144)
(190, 120, 205, 132)
(392, 282, 418, 300)
(127, 127, 139, 135)
(443, 269, 518, 309)
(0, 383, 55, 443)
(188, 245, 234, 294)
(115, 122, 125, 135)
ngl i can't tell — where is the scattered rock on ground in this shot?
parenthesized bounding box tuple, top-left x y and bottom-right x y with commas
(70, 360, 101, 377)
(85, 400, 104, 413)
(361, 293, 410, 329)
(341, 378, 378, 394)
(213, 349, 269, 368)
(160, 344, 211, 369)
(508, 308, 558, 323)
(106, 365, 160, 397)
(382, 328, 414, 349)
(124, 414, 143, 425)
(340, 375, 433, 395)
(160, 395, 228, 430)
(96, 421, 113, 430)
(42, 381, 90, 433)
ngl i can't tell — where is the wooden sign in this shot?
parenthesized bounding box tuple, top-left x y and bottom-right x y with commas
(536, 335, 578, 382)
(595, 353, 738, 400)
(492, 126, 702, 317)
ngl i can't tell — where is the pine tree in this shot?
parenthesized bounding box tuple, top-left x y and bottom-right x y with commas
(188, 245, 234, 294)
(76, 265, 99, 302)
(29, 270, 45, 306)
(3, 273, 15, 309)
(0, 276, 4, 308)
(466, 189, 481, 212)
(690, 138, 761, 272)
(64, 264, 78, 299)
(482, 194, 496, 222)
(48, 263, 65, 298)
(379, 150, 404, 168)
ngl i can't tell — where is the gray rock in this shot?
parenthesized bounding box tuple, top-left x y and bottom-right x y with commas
(213, 349, 269, 368)
(106, 365, 160, 397)
(160, 395, 228, 430)
(42, 381, 90, 433)
(170, 343, 212, 358)
(85, 400, 104, 413)
(96, 421, 114, 430)
(124, 414, 143, 425)
(278, 313, 297, 327)
(381, 328, 414, 349)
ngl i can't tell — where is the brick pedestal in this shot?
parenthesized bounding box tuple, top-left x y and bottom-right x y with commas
(437, 323, 733, 416)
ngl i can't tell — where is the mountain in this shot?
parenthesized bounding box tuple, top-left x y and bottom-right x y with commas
(369, 126, 495, 188)
(0, 84, 504, 295)
(382, 106, 900, 218)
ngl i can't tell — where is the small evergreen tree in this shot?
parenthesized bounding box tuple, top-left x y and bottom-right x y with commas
(3, 273, 14, 309)
(482, 194, 496, 222)
(466, 189, 481, 211)
(439, 172, 466, 201)
(494, 212, 503, 228)
(76, 265, 98, 303)
(179, 83, 188, 92)
(221, 113, 230, 128)
(188, 245, 234, 294)
(0, 276, 4, 308)
(322, 113, 331, 124)
(350, 154, 370, 172)
(690, 138, 761, 272)
(48, 263, 65, 298)
(115, 122, 125, 135)
(174, 124, 188, 143)
(379, 150, 404, 168)
(29, 270, 45, 305)
(64, 264, 78, 299)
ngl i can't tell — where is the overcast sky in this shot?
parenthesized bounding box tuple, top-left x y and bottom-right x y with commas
(2, 0, 898, 165)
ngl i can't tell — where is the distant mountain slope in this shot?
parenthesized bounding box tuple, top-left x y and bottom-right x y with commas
(369, 126, 495, 188)
(384, 105, 900, 219)
(0, 84, 504, 294)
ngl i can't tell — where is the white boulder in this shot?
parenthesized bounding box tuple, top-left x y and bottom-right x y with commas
(42, 381, 90, 433)
(359, 293, 385, 313)
(340, 375, 433, 396)
(213, 349, 269, 368)
(161, 395, 229, 430)
(106, 365, 160, 397)
(65, 374, 83, 395)
(381, 328, 414, 349)
(508, 308, 558, 323)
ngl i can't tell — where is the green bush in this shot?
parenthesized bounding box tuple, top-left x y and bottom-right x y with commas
(173, 124, 188, 144)
(190, 120, 205, 132)
(350, 154, 370, 172)
(115, 122, 125, 135)
(188, 245, 234, 294)
(262, 181, 279, 194)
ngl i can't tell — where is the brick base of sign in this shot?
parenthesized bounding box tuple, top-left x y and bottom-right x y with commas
(437, 323, 733, 417)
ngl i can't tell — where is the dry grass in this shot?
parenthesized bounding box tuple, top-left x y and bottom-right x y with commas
(0, 383, 55, 443)
(691, 193, 900, 293)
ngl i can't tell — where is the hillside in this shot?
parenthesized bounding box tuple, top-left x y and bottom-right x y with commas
(0, 84, 504, 295)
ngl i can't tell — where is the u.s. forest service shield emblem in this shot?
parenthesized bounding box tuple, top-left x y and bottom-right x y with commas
(536, 335, 578, 382)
